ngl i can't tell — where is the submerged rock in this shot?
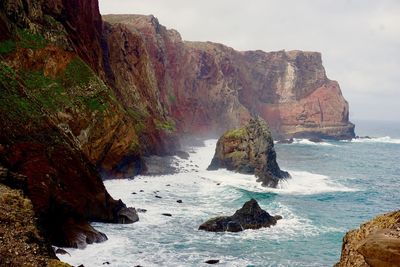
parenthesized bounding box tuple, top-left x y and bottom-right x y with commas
(199, 199, 280, 232)
(208, 117, 290, 187)
(335, 210, 400, 267)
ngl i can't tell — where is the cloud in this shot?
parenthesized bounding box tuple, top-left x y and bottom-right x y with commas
(99, 0, 400, 121)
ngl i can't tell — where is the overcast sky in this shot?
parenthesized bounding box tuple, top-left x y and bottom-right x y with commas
(99, 0, 400, 122)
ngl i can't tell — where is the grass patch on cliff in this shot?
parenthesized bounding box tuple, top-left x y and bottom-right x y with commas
(225, 128, 246, 139)
(155, 119, 176, 132)
(0, 40, 16, 54)
(0, 63, 42, 123)
(17, 29, 47, 50)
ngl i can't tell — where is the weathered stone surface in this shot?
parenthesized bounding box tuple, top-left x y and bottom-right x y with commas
(199, 199, 280, 232)
(208, 117, 289, 187)
(335, 210, 400, 267)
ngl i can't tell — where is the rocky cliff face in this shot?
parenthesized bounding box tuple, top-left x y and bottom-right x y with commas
(103, 14, 355, 140)
(336, 210, 400, 267)
(0, 0, 141, 248)
(208, 117, 289, 187)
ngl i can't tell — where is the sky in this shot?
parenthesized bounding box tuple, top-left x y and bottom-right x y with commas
(99, 0, 400, 122)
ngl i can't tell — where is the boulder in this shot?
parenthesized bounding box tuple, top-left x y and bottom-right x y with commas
(335, 210, 400, 267)
(208, 117, 290, 187)
(199, 199, 280, 232)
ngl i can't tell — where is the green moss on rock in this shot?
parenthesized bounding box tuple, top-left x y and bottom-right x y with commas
(224, 128, 246, 139)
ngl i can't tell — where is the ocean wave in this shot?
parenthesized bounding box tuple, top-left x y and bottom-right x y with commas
(203, 169, 357, 195)
(292, 138, 337, 146)
(351, 136, 400, 144)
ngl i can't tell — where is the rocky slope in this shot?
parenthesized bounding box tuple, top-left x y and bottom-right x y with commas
(208, 117, 289, 187)
(336, 210, 400, 267)
(0, 172, 70, 266)
(103, 14, 355, 140)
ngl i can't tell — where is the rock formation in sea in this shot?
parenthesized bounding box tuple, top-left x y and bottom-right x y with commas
(208, 117, 290, 187)
(102, 14, 355, 140)
(199, 198, 281, 232)
(335, 210, 400, 267)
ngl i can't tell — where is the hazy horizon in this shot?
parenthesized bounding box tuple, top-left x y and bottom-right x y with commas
(99, 0, 400, 122)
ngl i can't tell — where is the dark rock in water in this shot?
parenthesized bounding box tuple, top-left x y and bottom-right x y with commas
(155, 195, 162, 199)
(277, 138, 294, 144)
(177, 200, 183, 203)
(166, 184, 171, 186)
(131, 192, 137, 194)
(199, 199, 279, 232)
(274, 215, 283, 220)
(207, 117, 290, 187)
(139, 190, 144, 192)
(55, 248, 70, 256)
(216, 183, 221, 186)
(137, 208, 147, 213)
(175, 150, 190, 159)
(308, 137, 323, 143)
(205, 259, 220, 264)
(102, 262, 110, 265)
(162, 213, 172, 217)
(116, 204, 139, 224)
(78, 265, 85, 267)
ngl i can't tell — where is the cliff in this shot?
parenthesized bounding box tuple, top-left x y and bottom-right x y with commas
(335, 210, 400, 267)
(0, 0, 142, 248)
(103, 14, 355, 140)
(208, 117, 289, 187)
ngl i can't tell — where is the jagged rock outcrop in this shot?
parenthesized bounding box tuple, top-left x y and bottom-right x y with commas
(103, 14, 355, 140)
(199, 199, 281, 232)
(208, 117, 289, 187)
(335, 210, 400, 267)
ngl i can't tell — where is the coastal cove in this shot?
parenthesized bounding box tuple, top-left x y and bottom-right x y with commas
(59, 120, 400, 266)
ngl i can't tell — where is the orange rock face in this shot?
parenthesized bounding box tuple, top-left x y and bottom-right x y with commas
(103, 15, 355, 140)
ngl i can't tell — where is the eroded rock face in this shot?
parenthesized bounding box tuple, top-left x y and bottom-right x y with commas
(335, 210, 400, 267)
(208, 117, 289, 187)
(104, 14, 355, 140)
(199, 199, 281, 232)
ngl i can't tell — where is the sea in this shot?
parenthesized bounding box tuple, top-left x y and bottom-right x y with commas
(59, 119, 400, 267)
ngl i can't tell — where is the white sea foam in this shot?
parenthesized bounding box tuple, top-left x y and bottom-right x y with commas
(351, 136, 400, 144)
(58, 139, 353, 267)
(292, 138, 337, 146)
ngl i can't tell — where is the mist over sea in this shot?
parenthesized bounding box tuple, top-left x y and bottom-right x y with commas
(59, 119, 400, 267)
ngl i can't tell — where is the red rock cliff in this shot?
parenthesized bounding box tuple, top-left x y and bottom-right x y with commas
(103, 15, 355, 140)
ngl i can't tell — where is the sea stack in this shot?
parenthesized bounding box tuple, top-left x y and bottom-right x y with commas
(208, 117, 290, 187)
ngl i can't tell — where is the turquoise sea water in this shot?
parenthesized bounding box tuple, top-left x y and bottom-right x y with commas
(59, 120, 400, 267)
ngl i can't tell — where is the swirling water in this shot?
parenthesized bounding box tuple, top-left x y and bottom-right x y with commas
(59, 120, 400, 266)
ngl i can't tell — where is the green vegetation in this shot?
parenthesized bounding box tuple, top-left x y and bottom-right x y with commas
(225, 128, 246, 139)
(168, 93, 176, 105)
(227, 150, 246, 159)
(155, 118, 176, 132)
(17, 29, 47, 50)
(0, 40, 16, 54)
(62, 57, 95, 87)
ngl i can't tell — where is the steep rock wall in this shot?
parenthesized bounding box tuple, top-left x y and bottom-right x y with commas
(103, 15, 355, 140)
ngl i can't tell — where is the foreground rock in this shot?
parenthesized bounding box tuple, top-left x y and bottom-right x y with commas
(0, 184, 71, 267)
(208, 117, 290, 187)
(335, 210, 400, 267)
(199, 199, 281, 232)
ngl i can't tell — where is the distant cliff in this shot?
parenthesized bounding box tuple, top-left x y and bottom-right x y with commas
(103, 14, 355, 140)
